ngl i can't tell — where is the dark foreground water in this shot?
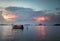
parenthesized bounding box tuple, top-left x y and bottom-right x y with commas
(0, 25, 60, 41)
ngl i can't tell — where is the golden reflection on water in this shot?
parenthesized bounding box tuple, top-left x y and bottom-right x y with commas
(2, 26, 14, 39)
(35, 26, 46, 39)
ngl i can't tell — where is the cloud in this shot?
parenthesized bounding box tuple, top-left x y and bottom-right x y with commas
(5, 7, 34, 20)
(43, 13, 60, 24)
(57, 12, 60, 14)
(55, 8, 60, 10)
(0, 6, 60, 24)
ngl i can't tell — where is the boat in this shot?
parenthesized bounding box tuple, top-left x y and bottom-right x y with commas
(12, 25, 24, 29)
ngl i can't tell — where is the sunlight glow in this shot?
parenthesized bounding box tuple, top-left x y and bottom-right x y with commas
(33, 16, 49, 22)
(2, 9, 17, 22)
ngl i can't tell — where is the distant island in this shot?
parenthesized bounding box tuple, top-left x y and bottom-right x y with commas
(0, 24, 8, 25)
(54, 24, 60, 26)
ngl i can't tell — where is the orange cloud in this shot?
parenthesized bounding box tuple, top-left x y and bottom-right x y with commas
(33, 16, 49, 22)
(2, 9, 17, 22)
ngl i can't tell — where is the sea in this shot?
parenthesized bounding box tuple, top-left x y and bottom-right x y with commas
(0, 25, 60, 41)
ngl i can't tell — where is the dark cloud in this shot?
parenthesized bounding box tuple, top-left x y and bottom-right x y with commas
(55, 8, 60, 10)
(46, 13, 60, 23)
(57, 12, 60, 14)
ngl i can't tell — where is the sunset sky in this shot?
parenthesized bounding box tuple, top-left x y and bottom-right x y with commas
(0, 0, 60, 24)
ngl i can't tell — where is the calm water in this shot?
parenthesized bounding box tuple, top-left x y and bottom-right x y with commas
(0, 25, 60, 41)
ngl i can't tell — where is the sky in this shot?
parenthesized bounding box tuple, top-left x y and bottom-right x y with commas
(0, 0, 60, 11)
(0, 0, 60, 25)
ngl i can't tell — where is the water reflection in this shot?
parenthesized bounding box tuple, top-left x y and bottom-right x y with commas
(1, 26, 14, 39)
(0, 25, 60, 41)
(1, 25, 46, 40)
(35, 26, 46, 39)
